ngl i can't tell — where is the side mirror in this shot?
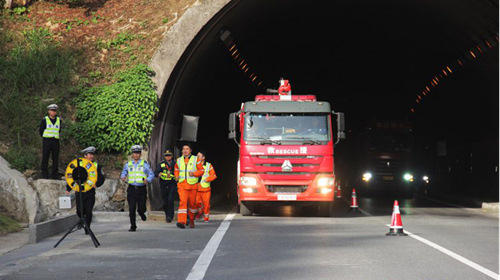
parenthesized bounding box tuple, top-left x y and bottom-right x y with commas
(335, 112, 345, 145)
(336, 112, 345, 132)
(229, 112, 237, 139)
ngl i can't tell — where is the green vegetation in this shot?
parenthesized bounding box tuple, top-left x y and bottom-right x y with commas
(97, 32, 135, 50)
(74, 64, 158, 153)
(0, 213, 22, 235)
(0, 28, 78, 171)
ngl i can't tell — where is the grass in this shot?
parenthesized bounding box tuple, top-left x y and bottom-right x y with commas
(0, 213, 22, 236)
(0, 27, 80, 171)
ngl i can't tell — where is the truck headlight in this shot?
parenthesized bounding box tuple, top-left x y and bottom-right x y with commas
(240, 176, 257, 186)
(423, 176, 429, 184)
(318, 177, 335, 187)
(404, 174, 414, 182)
(242, 187, 259, 193)
(362, 172, 372, 181)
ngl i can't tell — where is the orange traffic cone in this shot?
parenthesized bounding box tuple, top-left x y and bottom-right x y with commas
(336, 184, 342, 198)
(387, 200, 407, 236)
(347, 188, 359, 212)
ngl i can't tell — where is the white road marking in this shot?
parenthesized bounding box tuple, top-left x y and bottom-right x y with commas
(344, 196, 498, 279)
(398, 226, 500, 280)
(186, 213, 236, 280)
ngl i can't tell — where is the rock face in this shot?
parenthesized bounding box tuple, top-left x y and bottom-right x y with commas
(95, 180, 127, 211)
(0, 156, 42, 223)
(32, 180, 73, 221)
(0, 156, 129, 223)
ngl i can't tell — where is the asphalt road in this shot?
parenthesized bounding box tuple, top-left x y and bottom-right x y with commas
(0, 194, 498, 280)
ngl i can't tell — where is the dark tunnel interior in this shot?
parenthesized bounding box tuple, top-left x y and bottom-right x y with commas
(150, 0, 499, 208)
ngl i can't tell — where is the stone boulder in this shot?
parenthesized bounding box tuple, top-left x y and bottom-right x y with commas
(0, 156, 42, 223)
(95, 179, 127, 211)
(32, 179, 73, 221)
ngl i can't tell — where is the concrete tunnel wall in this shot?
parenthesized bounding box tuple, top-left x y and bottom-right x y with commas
(149, 0, 498, 209)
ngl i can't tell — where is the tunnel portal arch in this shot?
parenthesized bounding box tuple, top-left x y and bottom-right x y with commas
(146, 0, 498, 210)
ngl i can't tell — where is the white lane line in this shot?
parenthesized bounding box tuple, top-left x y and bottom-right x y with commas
(186, 213, 236, 280)
(384, 225, 499, 279)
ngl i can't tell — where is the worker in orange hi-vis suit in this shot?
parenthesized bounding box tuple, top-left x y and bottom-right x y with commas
(174, 143, 204, 229)
(195, 151, 217, 223)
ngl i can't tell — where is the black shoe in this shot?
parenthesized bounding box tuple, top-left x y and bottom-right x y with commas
(77, 222, 83, 230)
(129, 227, 137, 232)
(176, 222, 185, 229)
(166, 217, 172, 223)
(140, 213, 147, 221)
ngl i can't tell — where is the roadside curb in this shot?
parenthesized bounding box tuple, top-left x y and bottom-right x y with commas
(28, 214, 78, 244)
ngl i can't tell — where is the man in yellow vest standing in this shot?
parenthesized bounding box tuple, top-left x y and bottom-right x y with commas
(120, 145, 155, 232)
(174, 143, 204, 229)
(195, 151, 217, 223)
(39, 104, 61, 179)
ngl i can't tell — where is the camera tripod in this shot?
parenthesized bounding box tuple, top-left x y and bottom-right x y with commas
(54, 158, 100, 248)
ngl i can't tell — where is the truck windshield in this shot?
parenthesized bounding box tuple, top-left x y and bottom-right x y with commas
(368, 132, 412, 152)
(244, 113, 330, 143)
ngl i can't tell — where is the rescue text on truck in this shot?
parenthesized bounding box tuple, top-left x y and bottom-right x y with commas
(229, 79, 345, 217)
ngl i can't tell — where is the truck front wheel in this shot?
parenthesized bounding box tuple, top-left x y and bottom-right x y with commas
(240, 202, 253, 216)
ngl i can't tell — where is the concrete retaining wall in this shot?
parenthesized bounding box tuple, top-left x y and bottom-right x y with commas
(29, 214, 79, 244)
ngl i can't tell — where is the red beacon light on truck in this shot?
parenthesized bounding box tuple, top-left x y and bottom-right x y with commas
(278, 78, 292, 95)
(257, 78, 317, 102)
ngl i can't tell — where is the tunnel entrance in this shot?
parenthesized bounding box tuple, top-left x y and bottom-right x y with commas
(147, 0, 499, 209)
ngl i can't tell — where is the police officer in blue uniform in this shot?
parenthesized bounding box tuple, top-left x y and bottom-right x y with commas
(120, 145, 155, 232)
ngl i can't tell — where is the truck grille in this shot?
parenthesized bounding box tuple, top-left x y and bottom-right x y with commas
(256, 155, 323, 159)
(266, 185, 307, 193)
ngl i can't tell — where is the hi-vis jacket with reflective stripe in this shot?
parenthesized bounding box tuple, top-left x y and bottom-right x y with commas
(176, 156, 198, 184)
(120, 160, 155, 186)
(175, 155, 204, 190)
(42, 116, 60, 139)
(199, 162, 217, 189)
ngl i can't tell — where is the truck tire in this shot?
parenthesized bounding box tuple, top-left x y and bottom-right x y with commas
(318, 202, 333, 217)
(240, 202, 253, 216)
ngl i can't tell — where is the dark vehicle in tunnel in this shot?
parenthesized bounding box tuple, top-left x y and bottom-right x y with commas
(351, 119, 417, 198)
(228, 81, 345, 216)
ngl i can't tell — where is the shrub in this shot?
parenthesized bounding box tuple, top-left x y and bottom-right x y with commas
(75, 64, 158, 153)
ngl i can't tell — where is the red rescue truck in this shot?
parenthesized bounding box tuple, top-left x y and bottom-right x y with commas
(228, 79, 345, 216)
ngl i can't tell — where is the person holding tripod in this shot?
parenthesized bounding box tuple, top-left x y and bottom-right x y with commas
(155, 150, 177, 223)
(65, 146, 105, 234)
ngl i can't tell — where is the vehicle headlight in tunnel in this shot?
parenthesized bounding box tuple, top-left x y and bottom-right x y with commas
(318, 187, 332, 194)
(318, 177, 335, 187)
(242, 187, 259, 193)
(423, 175, 429, 184)
(404, 174, 414, 182)
(362, 172, 372, 181)
(240, 176, 257, 186)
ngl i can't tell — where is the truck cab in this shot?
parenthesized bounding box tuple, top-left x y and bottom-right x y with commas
(229, 79, 345, 216)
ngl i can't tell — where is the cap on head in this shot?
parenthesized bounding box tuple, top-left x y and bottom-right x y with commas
(82, 146, 96, 155)
(47, 104, 58, 111)
(164, 150, 173, 156)
(131, 145, 143, 153)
